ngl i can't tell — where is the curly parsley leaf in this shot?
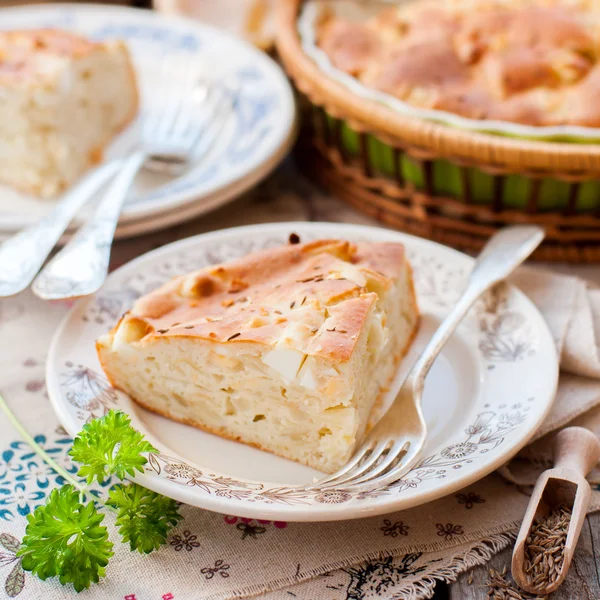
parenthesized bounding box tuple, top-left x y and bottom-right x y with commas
(69, 410, 157, 484)
(107, 483, 183, 553)
(17, 485, 113, 592)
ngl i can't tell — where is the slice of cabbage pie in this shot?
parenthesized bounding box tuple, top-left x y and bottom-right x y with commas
(0, 29, 138, 197)
(97, 238, 419, 473)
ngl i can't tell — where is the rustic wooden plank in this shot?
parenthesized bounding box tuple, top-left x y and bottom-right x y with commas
(575, 512, 600, 598)
(448, 543, 513, 599)
(448, 513, 600, 599)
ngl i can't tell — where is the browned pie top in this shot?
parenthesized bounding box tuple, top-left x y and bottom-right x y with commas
(0, 29, 106, 84)
(316, 0, 600, 127)
(112, 238, 409, 363)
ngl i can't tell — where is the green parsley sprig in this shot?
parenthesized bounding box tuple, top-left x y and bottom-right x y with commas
(108, 484, 183, 553)
(19, 486, 114, 592)
(70, 409, 157, 484)
(0, 395, 183, 593)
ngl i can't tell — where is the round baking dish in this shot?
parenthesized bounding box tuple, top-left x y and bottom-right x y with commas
(276, 0, 600, 261)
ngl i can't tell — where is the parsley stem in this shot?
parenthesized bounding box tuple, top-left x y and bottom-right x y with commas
(0, 391, 88, 495)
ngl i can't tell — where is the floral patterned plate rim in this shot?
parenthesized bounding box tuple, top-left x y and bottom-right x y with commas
(46, 222, 558, 521)
(0, 3, 296, 236)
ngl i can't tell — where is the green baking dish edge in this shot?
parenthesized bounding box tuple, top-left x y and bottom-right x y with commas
(432, 160, 462, 198)
(338, 119, 425, 186)
(468, 168, 494, 205)
(539, 179, 569, 211)
(579, 182, 600, 211)
(325, 116, 600, 212)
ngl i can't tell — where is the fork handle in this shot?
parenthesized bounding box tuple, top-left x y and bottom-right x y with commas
(410, 226, 544, 385)
(0, 160, 122, 297)
(31, 152, 146, 300)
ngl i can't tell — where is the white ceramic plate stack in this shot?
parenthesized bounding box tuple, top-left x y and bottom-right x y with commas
(0, 3, 296, 240)
(47, 222, 559, 522)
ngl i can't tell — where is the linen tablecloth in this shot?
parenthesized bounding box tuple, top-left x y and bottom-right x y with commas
(2, 166, 600, 600)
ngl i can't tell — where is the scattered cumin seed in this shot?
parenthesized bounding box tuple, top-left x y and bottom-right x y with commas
(290, 301, 296, 309)
(171, 322, 181, 327)
(184, 325, 194, 330)
(157, 329, 168, 334)
(486, 566, 540, 600)
(227, 332, 241, 341)
(310, 327, 319, 334)
(289, 232, 300, 245)
(326, 327, 336, 332)
(301, 296, 307, 305)
(274, 310, 282, 315)
(298, 277, 315, 283)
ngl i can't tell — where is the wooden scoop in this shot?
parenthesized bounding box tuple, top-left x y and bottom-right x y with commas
(512, 426, 600, 595)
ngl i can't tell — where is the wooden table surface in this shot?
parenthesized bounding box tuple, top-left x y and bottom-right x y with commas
(109, 159, 600, 599)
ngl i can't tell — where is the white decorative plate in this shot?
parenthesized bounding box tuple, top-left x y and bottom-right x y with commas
(0, 3, 295, 235)
(46, 223, 558, 521)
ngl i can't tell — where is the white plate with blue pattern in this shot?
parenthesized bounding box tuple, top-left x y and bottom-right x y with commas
(46, 222, 559, 521)
(0, 3, 296, 237)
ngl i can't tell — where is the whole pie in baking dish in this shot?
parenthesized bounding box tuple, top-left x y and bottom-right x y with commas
(0, 29, 138, 197)
(97, 238, 419, 473)
(316, 0, 600, 127)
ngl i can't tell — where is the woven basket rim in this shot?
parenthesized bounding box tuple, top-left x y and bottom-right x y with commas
(295, 140, 600, 262)
(276, 0, 600, 174)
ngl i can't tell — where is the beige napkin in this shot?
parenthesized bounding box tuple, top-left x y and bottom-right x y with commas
(498, 269, 600, 486)
(1, 267, 599, 600)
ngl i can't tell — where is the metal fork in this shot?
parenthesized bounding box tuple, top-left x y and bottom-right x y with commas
(306, 226, 545, 493)
(30, 72, 232, 301)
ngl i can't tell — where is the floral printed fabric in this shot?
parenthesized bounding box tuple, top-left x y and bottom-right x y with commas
(2, 246, 600, 600)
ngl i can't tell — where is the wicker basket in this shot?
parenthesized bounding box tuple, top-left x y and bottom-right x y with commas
(276, 0, 600, 262)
